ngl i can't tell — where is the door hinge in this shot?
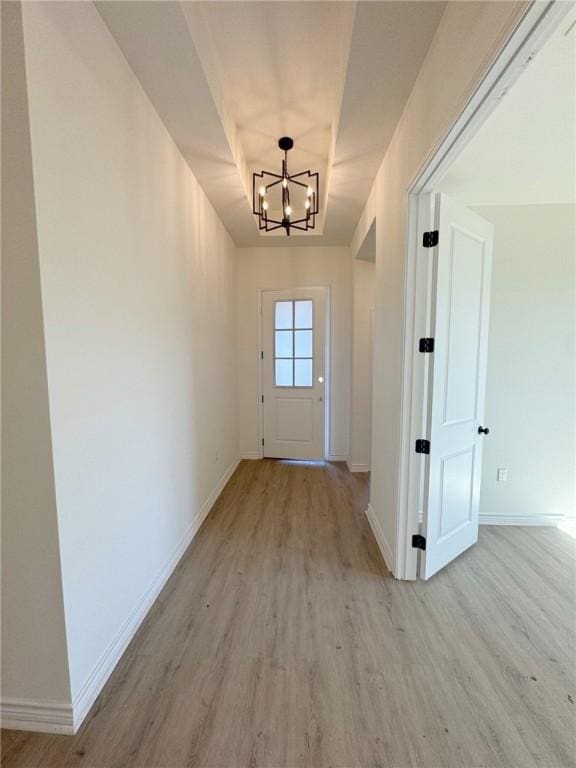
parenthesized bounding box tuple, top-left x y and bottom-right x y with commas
(261, 351, 264, 359)
(261, 395, 264, 403)
(423, 230, 439, 248)
(419, 337, 435, 353)
(415, 439, 430, 454)
(262, 438, 264, 446)
(412, 534, 426, 550)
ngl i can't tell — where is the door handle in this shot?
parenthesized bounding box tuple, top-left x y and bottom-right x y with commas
(478, 426, 490, 435)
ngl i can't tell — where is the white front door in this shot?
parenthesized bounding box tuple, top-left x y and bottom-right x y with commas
(420, 194, 494, 579)
(262, 288, 326, 460)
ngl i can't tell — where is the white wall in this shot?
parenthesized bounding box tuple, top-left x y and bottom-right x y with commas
(474, 204, 575, 521)
(1, 1, 72, 710)
(351, 0, 527, 574)
(237, 246, 351, 460)
(8, 0, 239, 726)
(349, 256, 375, 472)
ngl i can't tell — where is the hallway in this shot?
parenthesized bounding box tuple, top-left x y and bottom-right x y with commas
(2, 460, 574, 768)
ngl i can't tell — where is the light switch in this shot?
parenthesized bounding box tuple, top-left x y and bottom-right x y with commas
(497, 468, 508, 482)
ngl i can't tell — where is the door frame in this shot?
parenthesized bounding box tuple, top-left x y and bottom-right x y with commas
(257, 286, 331, 460)
(396, 0, 572, 580)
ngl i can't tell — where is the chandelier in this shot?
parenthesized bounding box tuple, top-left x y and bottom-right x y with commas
(252, 137, 319, 236)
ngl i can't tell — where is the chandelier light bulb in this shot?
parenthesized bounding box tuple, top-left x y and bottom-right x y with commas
(305, 199, 311, 209)
(262, 200, 268, 210)
(282, 178, 288, 188)
(259, 186, 266, 197)
(307, 186, 313, 197)
(285, 205, 292, 216)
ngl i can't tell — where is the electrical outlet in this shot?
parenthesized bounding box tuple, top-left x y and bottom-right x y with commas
(497, 468, 508, 482)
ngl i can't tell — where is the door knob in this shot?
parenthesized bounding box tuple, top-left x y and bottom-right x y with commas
(478, 426, 490, 435)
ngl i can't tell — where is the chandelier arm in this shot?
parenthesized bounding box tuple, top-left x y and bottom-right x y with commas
(264, 177, 284, 189)
(288, 171, 320, 212)
(288, 179, 311, 189)
(287, 171, 312, 181)
(254, 170, 283, 180)
(312, 172, 320, 213)
(252, 176, 259, 215)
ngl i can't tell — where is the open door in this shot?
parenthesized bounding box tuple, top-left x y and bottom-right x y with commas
(420, 194, 494, 579)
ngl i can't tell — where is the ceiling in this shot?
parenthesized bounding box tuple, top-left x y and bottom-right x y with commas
(97, 1, 446, 247)
(439, 8, 576, 206)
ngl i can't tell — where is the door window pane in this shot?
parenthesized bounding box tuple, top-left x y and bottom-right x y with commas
(275, 301, 293, 329)
(294, 358, 313, 387)
(275, 330, 293, 358)
(273, 298, 314, 388)
(275, 359, 293, 387)
(294, 330, 312, 358)
(294, 300, 313, 329)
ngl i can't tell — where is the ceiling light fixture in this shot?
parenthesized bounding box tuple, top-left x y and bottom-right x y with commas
(252, 137, 319, 236)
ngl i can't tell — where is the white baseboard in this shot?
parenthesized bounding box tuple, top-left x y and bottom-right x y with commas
(365, 504, 395, 575)
(479, 514, 566, 526)
(0, 698, 74, 735)
(346, 461, 370, 473)
(1, 456, 241, 736)
(416, 511, 567, 527)
(241, 452, 351, 463)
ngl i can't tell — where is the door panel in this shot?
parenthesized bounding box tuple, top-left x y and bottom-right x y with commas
(262, 288, 326, 459)
(421, 194, 493, 579)
(438, 447, 475, 539)
(274, 398, 314, 442)
(443, 227, 486, 425)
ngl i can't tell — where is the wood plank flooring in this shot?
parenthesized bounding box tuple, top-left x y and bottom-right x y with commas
(2, 459, 575, 767)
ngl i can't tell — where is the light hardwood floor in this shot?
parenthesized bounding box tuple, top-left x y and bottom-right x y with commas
(2, 459, 575, 768)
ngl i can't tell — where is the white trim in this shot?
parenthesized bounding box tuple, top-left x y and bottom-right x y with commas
(239, 452, 261, 460)
(365, 504, 394, 575)
(397, 193, 434, 580)
(397, 0, 573, 580)
(0, 699, 74, 735)
(324, 288, 332, 459)
(346, 461, 370, 473)
(416, 510, 570, 527)
(256, 289, 265, 460)
(479, 514, 567, 526)
(71, 456, 238, 733)
(327, 454, 347, 462)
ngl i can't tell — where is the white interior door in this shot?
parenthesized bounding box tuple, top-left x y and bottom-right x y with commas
(262, 288, 326, 459)
(420, 194, 494, 579)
